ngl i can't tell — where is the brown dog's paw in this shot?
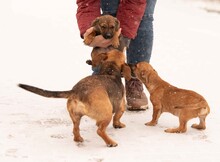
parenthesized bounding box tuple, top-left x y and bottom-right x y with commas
(164, 128, 186, 133)
(191, 124, 206, 130)
(112, 39, 120, 48)
(107, 142, 118, 147)
(86, 60, 93, 65)
(113, 122, 126, 129)
(74, 136, 84, 143)
(145, 121, 157, 126)
(84, 36, 93, 45)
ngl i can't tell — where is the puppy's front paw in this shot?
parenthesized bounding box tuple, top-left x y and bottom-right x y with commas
(84, 36, 93, 45)
(112, 39, 120, 48)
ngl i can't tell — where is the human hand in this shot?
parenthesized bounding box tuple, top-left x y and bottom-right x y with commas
(83, 27, 121, 48)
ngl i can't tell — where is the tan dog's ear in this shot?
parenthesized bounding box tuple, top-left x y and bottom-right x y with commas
(122, 63, 131, 81)
(141, 70, 147, 78)
(114, 17, 120, 31)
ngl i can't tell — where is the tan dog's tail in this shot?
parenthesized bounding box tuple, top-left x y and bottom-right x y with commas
(18, 84, 71, 98)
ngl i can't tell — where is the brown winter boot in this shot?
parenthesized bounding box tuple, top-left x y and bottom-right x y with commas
(125, 77, 148, 111)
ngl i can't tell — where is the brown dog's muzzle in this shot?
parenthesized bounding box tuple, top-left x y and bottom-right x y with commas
(103, 33, 113, 39)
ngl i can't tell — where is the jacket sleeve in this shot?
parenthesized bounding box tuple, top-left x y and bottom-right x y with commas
(76, 0, 101, 38)
(116, 0, 147, 39)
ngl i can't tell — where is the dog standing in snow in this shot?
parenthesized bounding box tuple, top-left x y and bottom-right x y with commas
(132, 61, 210, 133)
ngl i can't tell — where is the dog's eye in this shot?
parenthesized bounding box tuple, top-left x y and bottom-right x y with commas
(110, 26, 114, 29)
(101, 26, 107, 29)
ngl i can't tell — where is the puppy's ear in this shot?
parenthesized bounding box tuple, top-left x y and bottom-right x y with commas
(91, 17, 100, 30)
(122, 63, 131, 81)
(114, 18, 120, 31)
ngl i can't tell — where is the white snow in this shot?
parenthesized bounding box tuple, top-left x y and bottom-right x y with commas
(1, 0, 220, 161)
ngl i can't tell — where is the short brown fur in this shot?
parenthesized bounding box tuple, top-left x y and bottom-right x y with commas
(133, 61, 210, 133)
(84, 15, 120, 48)
(18, 61, 131, 147)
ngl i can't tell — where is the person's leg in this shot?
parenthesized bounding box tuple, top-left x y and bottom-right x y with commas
(127, 0, 157, 64)
(101, 0, 120, 16)
(126, 0, 157, 111)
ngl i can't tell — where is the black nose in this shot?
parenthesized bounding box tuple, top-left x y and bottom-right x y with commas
(104, 33, 112, 39)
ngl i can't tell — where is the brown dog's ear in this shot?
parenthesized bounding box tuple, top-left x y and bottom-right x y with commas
(122, 63, 131, 81)
(99, 54, 108, 64)
(86, 60, 93, 65)
(114, 18, 120, 31)
(91, 17, 100, 31)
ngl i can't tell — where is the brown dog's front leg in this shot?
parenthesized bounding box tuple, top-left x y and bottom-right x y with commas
(113, 99, 126, 128)
(111, 30, 120, 48)
(145, 105, 162, 126)
(84, 30, 96, 45)
(113, 111, 126, 128)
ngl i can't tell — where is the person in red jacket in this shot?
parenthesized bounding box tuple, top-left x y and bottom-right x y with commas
(76, 0, 157, 111)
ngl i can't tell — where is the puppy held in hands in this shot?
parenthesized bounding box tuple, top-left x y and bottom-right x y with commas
(84, 15, 120, 48)
(132, 61, 210, 133)
(18, 61, 131, 147)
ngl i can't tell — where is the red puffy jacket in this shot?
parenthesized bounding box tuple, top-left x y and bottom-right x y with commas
(76, 0, 146, 39)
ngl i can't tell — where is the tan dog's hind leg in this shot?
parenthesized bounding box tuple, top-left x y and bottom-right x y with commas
(191, 106, 209, 130)
(165, 115, 188, 133)
(191, 115, 207, 130)
(96, 119, 118, 147)
(165, 120, 188, 133)
(113, 98, 126, 128)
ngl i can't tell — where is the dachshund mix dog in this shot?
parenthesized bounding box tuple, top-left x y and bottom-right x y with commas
(132, 61, 210, 133)
(18, 61, 131, 147)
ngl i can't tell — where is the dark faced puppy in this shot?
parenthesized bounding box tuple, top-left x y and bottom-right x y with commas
(18, 61, 131, 147)
(84, 15, 120, 48)
(132, 61, 210, 133)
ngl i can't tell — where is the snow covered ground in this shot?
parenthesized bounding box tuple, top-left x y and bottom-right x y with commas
(1, 0, 220, 161)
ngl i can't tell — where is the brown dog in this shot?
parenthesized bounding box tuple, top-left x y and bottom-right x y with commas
(84, 15, 130, 74)
(83, 15, 120, 48)
(132, 61, 210, 133)
(18, 61, 131, 147)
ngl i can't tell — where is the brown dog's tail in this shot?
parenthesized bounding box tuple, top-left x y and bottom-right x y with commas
(18, 84, 72, 98)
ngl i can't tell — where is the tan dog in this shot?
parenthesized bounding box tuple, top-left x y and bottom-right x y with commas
(84, 15, 120, 48)
(18, 61, 131, 147)
(132, 61, 210, 133)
